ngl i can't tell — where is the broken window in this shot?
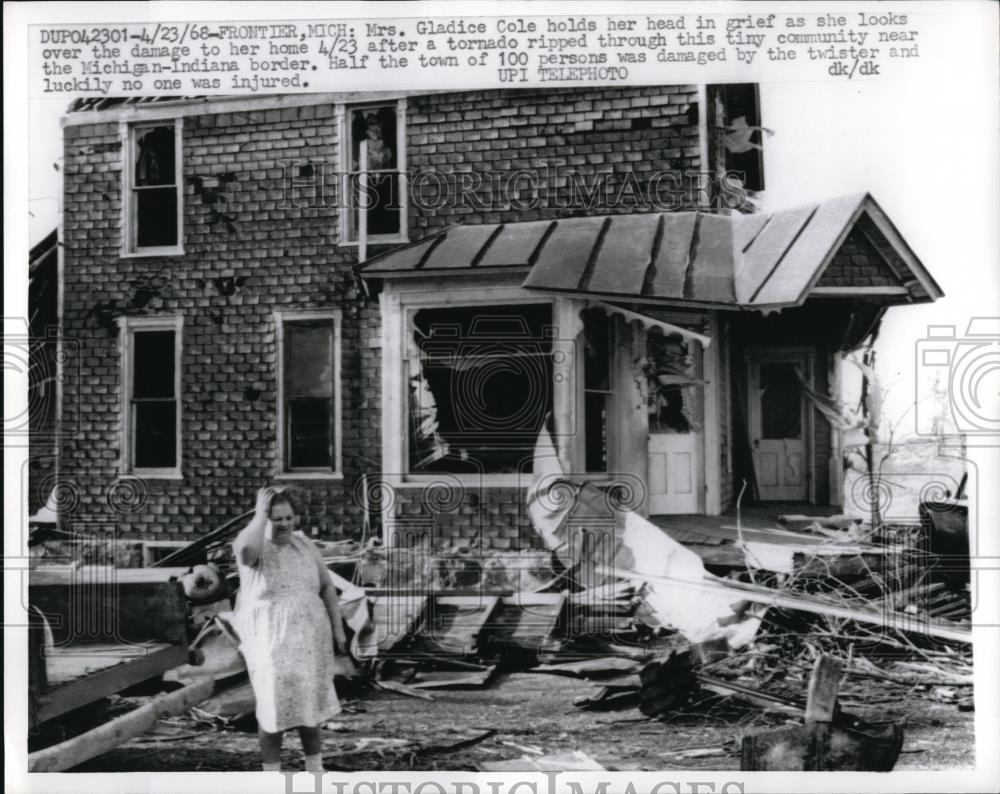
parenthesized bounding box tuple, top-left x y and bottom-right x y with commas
(344, 102, 405, 242)
(278, 312, 341, 473)
(126, 121, 182, 253)
(122, 316, 182, 475)
(582, 308, 613, 472)
(760, 362, 803, 439)
(647, 330, 701, 434)
(409, 304, 553, 474)
(708, 83, 765, 193)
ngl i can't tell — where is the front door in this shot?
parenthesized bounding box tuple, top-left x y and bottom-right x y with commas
(647, 332, 702, 514)
(748, 351, 810, 502)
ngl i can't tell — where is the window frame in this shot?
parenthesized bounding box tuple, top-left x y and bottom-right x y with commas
(337, 98, 408, 247)
(119, 315, 184, 479)
(120, 118, 185, 258)
(582, 309, 615, 474)
(405, 301, 557, 478)
(274, 309, 343, 480)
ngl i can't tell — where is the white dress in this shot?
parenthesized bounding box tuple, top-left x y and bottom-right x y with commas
(234, 531, 340, 732)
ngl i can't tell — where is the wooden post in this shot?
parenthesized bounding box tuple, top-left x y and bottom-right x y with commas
(28, 678, 213, 773)
(804, 654, 843, 770)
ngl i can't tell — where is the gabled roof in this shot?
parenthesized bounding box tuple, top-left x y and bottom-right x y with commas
(360, 193, 943, 310)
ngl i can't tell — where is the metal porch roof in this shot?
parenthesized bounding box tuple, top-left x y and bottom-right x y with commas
(360, 193, 943, 309)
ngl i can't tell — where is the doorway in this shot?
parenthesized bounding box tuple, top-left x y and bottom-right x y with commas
(747, 349, 811, 502)
(647, 331, 703, 514)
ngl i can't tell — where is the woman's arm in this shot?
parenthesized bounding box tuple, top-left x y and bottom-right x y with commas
(313, 549, 347, 652)
(232, 487, 274, 567)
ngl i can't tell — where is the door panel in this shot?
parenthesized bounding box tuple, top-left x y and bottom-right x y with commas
(748, 353, 809, 501)
(647, 331, 703, 515)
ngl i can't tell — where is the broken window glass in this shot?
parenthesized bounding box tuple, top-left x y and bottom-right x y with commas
(131, 124, 179, 248)
(760, 362, 803, 439)
(410, 304, 553, 474)
(347, 104, 403, 240)
(646, 330, 701, 434)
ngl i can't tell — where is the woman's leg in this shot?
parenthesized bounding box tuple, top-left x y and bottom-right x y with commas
(297, 726, 323, 773)
(259, 728, 284, 766)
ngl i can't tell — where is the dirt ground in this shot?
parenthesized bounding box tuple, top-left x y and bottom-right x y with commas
(69, 671, 974, 773)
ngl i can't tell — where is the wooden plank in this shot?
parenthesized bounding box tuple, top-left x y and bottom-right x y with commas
(421, 595, 501, 656)
(805, 655, 842, 723)
(45, 641, 166, 685)
(29, 678, 213, 773)
(486, 593, 566, 652)
(30, 567, 191, 585)
(369, 595, 427, 653)
(35, 643, 188, 726)
(30, 580, 188, 645)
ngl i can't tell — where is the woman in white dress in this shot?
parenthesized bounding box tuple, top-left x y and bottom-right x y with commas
(233, 487, 346, 774)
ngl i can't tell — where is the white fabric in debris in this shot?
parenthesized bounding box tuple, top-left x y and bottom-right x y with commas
(616, 512, 761, 648)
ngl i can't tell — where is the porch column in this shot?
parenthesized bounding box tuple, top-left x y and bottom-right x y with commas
(829, 350, 845, 508)
(703, 312, 722, 515)
(553, 297, 583, 474)
(379, 288, 404, 545)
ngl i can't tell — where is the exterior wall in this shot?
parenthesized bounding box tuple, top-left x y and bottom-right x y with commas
(58, 84, 704, 546)
(59, 105, 383, 539)
(406, 85, 703, 232)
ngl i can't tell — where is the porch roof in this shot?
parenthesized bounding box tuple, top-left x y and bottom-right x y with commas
(360, 193, 943, 310)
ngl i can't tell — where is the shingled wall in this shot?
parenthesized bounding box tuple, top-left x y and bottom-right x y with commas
(57, 84, 703, 547)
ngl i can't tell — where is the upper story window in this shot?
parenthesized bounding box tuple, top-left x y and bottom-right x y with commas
(708, 83, 765, 194)
(276, 310, 342, 479)
(120, 316, 183, 477)
(122, 120, 183, 256)
(340, 100, 407, 245)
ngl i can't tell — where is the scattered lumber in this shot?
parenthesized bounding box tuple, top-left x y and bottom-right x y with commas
(28, 678, 213, 773)
(486, 593, 566, 655)
(740, 653, 903, 771)
(418, 595, 501, 657)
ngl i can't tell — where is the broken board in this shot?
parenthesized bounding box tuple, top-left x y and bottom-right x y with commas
(486, 592, 567, 654)
(419, 595, 501, 657)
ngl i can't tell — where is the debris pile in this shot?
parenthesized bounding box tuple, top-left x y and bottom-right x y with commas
(168, 428, 973, 772)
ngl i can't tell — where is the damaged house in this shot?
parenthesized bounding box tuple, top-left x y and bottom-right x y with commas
(50, 83, 943, 555)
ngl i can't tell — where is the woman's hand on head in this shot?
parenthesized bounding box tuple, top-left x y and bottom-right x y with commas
(254, 486, 276, 518)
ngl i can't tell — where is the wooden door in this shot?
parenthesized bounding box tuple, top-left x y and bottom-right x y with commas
(647, 333, 702, 514)
(748, 351, 809, 501)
